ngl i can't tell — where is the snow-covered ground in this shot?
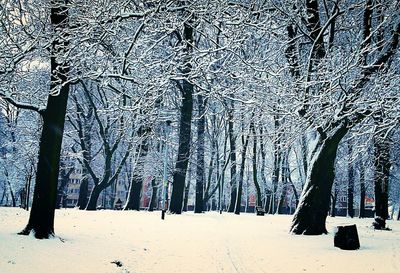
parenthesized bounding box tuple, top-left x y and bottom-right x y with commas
(0, 208, 399, 273)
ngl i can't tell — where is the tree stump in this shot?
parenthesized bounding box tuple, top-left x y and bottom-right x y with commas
(334, 224, 360, 250)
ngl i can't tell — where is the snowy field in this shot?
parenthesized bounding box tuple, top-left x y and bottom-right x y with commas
(0, 208, 399, 273)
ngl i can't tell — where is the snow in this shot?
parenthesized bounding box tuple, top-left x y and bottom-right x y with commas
(0, 208, 399, 273)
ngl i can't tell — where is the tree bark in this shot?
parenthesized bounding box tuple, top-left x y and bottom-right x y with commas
(347, 140, 355, 218)
(373, 130, 391, 228)
(86, 185, 103, 211)
(270, 115, 281, 214)
(359, 158, 366, 218)
(169, 21, 194, 214)
(195, 94, 205, 213)
(19, 1, 70, 239)
(227, 104, 237, 212)
(77, 176, 89, 210)
(251, 121, 262, 207)
(125, 128, 150, 210)
(148, 179, 158, 212)
(278, 151, 289, 214)
(234, 128, 251, 215)
(290, 124, 349, 235)
(183, 162, 191, 212)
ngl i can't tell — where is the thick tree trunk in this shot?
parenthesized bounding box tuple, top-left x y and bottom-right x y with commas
(125, 131, 149, 210)
(77, 176, 89, 210)
(19, 1, 69, 239)
(290, 124, 349, 235)
(373, 134, 391, 228)
(169, 21, 193, 214)
(86, 185, 102, 211)
(195, 94, 205, 213)
(125, 178, 142, 210)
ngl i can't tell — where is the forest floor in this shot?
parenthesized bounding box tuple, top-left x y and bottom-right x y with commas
(0, 207, 399, 273)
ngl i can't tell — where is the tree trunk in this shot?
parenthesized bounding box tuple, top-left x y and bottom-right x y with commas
(25, 170, 33, 210)
(19, 1, 70, 239)
(169, 21, 194, 214)
(251, 121, 262, 207)
(195, 94, 205, 213)
(203, 147, 216, 210)
(77, 176, 89, 209)
(227, 104, 237, 212)
(278, 151, 289, 214)
(347, 140, 355, 218)
(125, 177, 142, 210)
(359, 158, 366, 218)
(7, 180, 16, 207)
(183, 162, 191, 212)
(373, 133, 391, 228)
(270, 115, 281, 214)
(86, 185, 102, 211)
(125, 131, 149, 210)
(148, 179, 158, 212)
(290, 124, 349, 235)
(234, 130, 250, 215)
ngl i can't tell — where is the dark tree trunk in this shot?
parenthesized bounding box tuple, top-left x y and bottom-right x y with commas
(290, 124, 349, 235)
(148, 179, 158, 212)
(270, 115, 281, 214)
(7, 180, 16, 207)
(77, 121, 92, 209)
(203, 147, 216, 210)
(278, 151, 289, 214)
(183, 163, 191, 212)
(259, 127, 271, 212)
(86, 185, 103, 211)
(125, 130, 149, 210)
(25, 170, 33, 210)
(227, 105, 237, 212)
(373, 132, 391, 228)
(234, 130, 250, 215)
(195, 94, 205, 213)
(19, 1, 70, 239)
(125, 178, 142, 210)
(251, 121, 262, 207)
(359, 158, 366, 218)
(301, 134, 308, 182)
(1, 181, 7, 205)
(347, 141, 355, 218)
(77, 176, 89, 210)
(169, 21, 193, 214)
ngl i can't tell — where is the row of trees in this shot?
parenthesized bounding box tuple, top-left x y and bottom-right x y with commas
(0, 0, 399, 238)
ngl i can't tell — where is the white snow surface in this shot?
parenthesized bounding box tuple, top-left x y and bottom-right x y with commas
(0, 207, 399, 273)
